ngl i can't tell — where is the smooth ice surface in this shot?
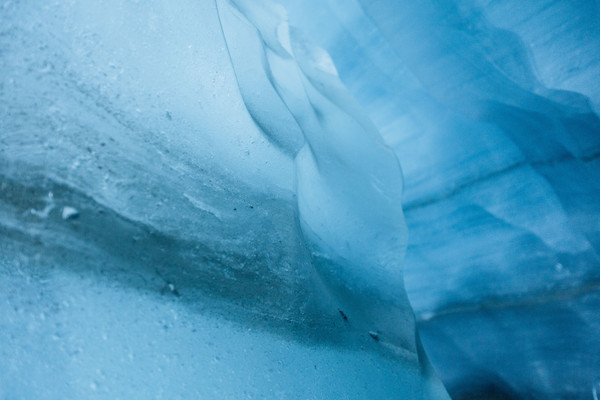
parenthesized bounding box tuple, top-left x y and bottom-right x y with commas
(1, 0, 448, 399)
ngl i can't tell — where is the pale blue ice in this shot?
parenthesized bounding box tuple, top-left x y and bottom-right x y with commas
(1, 0, 599, 399)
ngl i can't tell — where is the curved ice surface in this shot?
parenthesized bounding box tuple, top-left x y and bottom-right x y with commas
(278, 0, 600, 398)
(220, 0, 414, 348)
(220, 0, 448, 395)
(0, 0, 448, 398)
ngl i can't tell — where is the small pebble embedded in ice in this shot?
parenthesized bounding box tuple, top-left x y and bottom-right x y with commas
(62, 206, 79, 220)
(161, 282, 180, 297)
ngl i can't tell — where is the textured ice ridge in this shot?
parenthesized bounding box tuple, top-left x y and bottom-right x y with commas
(218, 0, 448, 396)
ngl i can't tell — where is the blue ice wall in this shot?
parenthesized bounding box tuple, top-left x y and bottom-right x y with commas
(279, 0, 600, 398)
(1, 0, 599, 398)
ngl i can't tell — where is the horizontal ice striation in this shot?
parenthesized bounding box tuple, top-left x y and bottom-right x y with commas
(279, 0, 600, 398)
(0, 0, 448, 398)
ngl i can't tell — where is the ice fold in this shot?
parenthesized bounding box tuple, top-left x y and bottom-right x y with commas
(219, 0, 449, 396)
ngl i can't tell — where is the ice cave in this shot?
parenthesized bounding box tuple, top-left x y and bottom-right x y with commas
(1, 0, 599, 398)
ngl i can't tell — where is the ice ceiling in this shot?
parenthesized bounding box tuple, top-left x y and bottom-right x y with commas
(1, 0, 599, 399)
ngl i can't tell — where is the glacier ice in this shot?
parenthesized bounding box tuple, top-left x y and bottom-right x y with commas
(2, 0, 600, 398)
(278, 0, 600, 398)
(220, 0, 418, 352)
(0, 0, 448, 398)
